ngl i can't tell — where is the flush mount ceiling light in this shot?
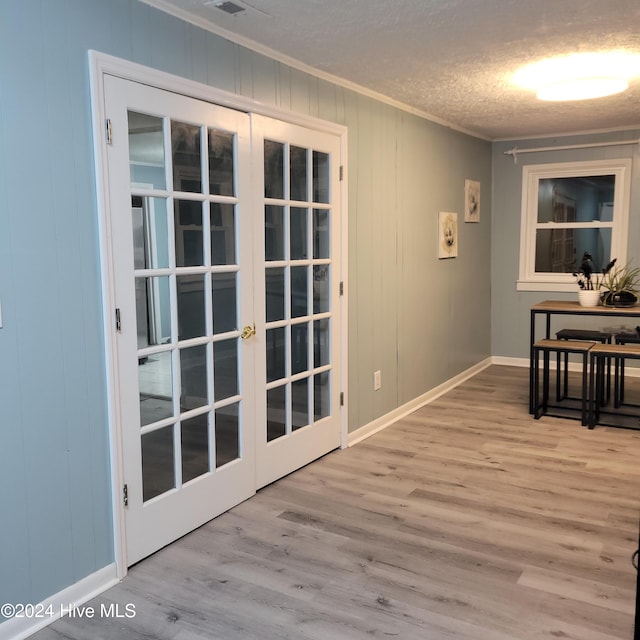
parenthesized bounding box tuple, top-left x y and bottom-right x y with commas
(512, 52, 640, 101)
(207, 1, 246, 14)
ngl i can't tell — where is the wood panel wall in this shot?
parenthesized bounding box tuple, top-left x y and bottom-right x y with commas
(0, 0, 491, 616)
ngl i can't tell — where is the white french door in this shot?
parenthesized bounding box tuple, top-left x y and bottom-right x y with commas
(102, 75, 342, 565)
(251, 116, 342, 488)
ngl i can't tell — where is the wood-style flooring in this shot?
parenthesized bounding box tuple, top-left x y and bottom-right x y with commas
(32, 365, 640, 639)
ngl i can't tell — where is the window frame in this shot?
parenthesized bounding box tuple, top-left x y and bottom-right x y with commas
(517, 158, 632, 291)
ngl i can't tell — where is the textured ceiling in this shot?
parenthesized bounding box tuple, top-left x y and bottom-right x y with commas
(144, 0, 640, 140)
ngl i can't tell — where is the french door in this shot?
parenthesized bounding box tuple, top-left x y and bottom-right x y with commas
(103, 75, 342, 565)
(251, 116, 342, 488)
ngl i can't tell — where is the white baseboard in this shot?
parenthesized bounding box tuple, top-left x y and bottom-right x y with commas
(491, 355, 528, 368)
(347, 353, 640, 447)
(491, 354, 640, 376)
(0, 564, 119, 640)
(348, 357, 493, 446)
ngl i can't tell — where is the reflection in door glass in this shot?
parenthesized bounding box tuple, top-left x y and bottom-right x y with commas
(265, 267, 285, 322)
(132, 196, 169, 270)
(290, 207, 308, 260)
(265, 205, 285, 261)
(313, 151, 330, 203)
(174, 199, 204, 267)
(266, 327, 286, 382)
(291, 323, 308, 375)
(291, 266, 308, 318)
(314, 319, 330, 367)
(172, 121, 202, 193)
(181, 414, 210, 483)
(313, 209, 330, 259)
(142, 426, 175, 501)
(135, 276, 171, 347)
(313, 265, 330, 314)
(314, 372, 330, 421)
(290, 145, 308, 201)
(177, 275, 206, 341)
(180, 344, 208, 411)
(139, 351, 174, 426)
(264, 140, 284, 199)
(267, 385, 286, 442)
(215, 403, 239, 467)
(214, 339, 238, 400)
(208, 129, 235, 196)
(292, 378, 309, 431)
(212, 273, 237, 334)
(128, 111, 166, 190)
(210, 203, 236, 265)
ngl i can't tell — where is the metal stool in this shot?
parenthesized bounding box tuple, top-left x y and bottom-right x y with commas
(588, 343, 640, 430)
(533, 339, 596, 426)
(613, 331, 640, 407)
(555, 328, 612, 404)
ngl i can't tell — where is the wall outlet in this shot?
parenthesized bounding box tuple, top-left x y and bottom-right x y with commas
(373, 370, 382, 391)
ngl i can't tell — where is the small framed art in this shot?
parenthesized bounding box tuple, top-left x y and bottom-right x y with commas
(464, 179, 480, 222)
(438, 211, 458, 259)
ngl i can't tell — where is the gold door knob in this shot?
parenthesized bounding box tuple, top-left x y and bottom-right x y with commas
(241, 324, 256, 340)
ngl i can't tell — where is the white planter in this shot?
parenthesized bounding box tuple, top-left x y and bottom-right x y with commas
(578, 289, 601, 307)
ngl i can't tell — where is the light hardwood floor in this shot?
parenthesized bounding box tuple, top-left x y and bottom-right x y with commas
(32, 365, 640, 639)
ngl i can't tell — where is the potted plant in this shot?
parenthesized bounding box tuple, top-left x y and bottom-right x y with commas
(573, 252, 616, 307)
(599, 261, 640, 307)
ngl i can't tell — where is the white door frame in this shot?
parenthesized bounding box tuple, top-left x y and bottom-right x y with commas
(89, 50, 348, 579)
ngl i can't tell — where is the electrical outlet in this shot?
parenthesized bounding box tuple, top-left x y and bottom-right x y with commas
(373, 370, 382, 391)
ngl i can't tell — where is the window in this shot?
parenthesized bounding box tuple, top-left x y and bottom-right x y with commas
(518, 159, 632, 291)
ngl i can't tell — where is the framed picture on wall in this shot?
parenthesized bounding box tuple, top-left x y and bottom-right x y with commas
(464, 179, 480, 222)
(438, 211, 458, 259)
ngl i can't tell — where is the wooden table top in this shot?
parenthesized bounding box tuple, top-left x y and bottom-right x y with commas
(531, 299, 640, 315)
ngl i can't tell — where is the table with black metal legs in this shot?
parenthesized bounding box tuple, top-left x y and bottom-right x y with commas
(529, 300, 640, 414)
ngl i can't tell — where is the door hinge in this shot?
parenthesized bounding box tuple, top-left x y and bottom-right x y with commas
(123, 484, 128, 506)
(105, 118, 113, 145)
(339, 281, 344, 296)
(340, 392, 345, 406)
(339, 165, 344, 181)
(115, 308, 122, 332)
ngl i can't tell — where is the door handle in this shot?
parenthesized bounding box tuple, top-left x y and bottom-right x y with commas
(241, 324, 256, 340)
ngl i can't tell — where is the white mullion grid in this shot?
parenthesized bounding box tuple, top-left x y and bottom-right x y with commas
(201, 123, 210, 197)
(164, 115, 183, 490)
(227, 132, 240, 467)
(306, 147, 312, 206)
(131, 187, 170, 199)
(134, 267, 173, 278)
(283, 200, 292, 438)
(213, 394, 241, 411)
(534, 221, 614, 230)
(140, 416, 177, 436)
(138, 342, 177, 360)
(164, 115, 173, 193)
(312, 363, 332, 377)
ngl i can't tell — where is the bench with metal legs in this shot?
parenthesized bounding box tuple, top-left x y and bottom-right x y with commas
(555, 328, 612, 404)
(613, 331, 640, 407)
(588, 343, 640, 430)
(532, 339, 596, 426)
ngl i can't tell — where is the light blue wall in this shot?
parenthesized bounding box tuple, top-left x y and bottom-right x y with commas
(491, 131, 640, 360)
(0, 0, 492, 617)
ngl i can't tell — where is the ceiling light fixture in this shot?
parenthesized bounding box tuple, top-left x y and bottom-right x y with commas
(512, 52, 640, 101)
(209, 1, 246, 15)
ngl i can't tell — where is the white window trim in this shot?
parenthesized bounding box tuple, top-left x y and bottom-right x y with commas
(517, 158, 632, 292)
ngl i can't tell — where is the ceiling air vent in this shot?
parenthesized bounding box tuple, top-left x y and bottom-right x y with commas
(211, 1, 246, 14)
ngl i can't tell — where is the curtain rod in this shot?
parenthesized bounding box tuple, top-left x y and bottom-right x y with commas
(504, 138, 640, 163)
